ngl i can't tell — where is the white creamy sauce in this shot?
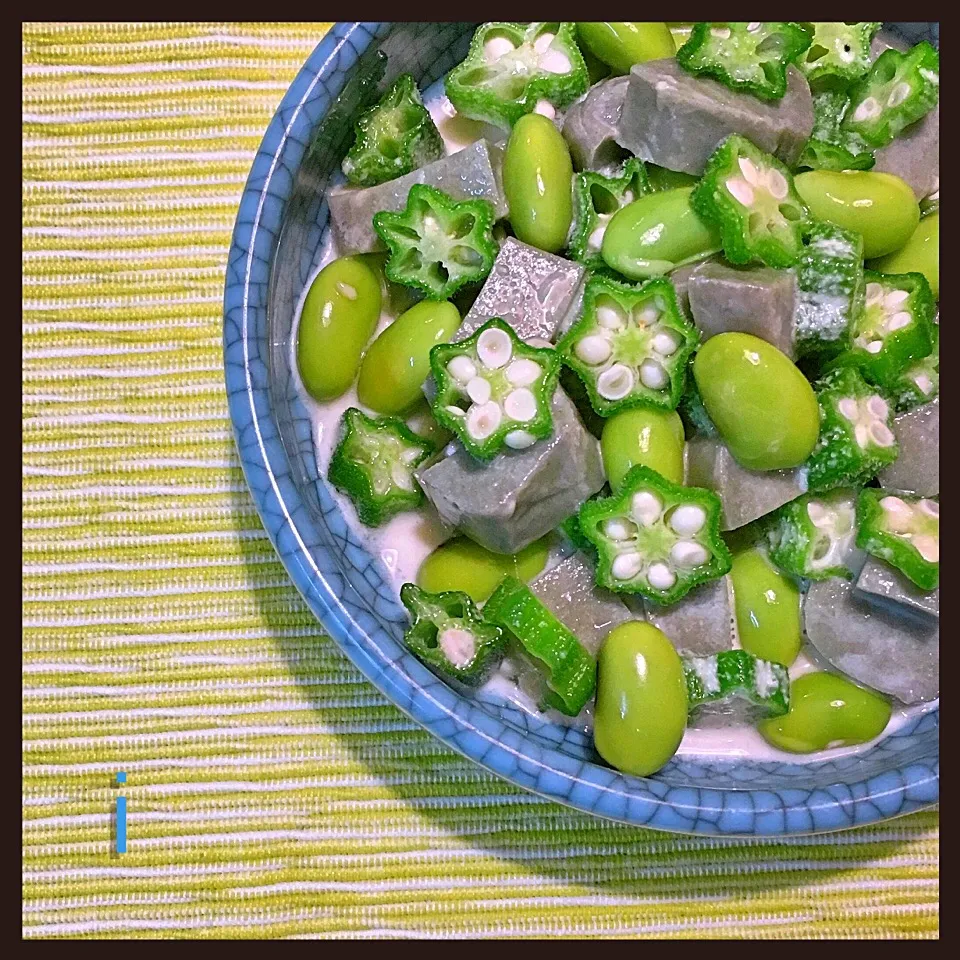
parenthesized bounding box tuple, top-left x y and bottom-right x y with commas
(293, 86, 937, 768)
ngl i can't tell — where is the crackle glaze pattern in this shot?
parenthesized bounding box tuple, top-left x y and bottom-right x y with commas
(224, 21, 938, 835)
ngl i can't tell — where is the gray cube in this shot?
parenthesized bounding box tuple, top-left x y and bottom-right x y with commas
(879, 398, 939, 497)
(328, 140, 508, 254)
(561, 76, 630, 173)
(855, 556, 938, 621)
(415, 389, 605, 554)
(644, 575, 737, 657)
(530, 552, 634, 657)
(874, 103, 939, 202)
(684, 436, 806, 530)
(687, 261, 798, 358)
(616, 60, 814, 176)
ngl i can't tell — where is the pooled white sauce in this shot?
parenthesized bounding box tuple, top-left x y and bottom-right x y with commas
(293, 85, 937, 768)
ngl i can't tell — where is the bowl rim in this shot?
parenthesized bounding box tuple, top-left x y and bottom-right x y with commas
(223, 21, 939, 836)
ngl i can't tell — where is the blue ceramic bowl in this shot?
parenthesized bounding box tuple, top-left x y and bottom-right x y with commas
(224, 22, 938, 835)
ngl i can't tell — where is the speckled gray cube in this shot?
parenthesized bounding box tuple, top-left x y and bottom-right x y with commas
(561, 76, 629, 173)
(873, 103, 939, 201)
(328, 139, 508, 254)
(684, 436, 806, 530)
(644, 575, 736, 657)
(855, 556, 939, 620)
(879, 398, 939, 497)
(687, 261, 798, 358)
(530, 552, 634, 657)
(415, 389, 605, 555)
(616, 60, 814, 175)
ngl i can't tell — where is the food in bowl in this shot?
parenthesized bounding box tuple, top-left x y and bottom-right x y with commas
(292, 22, 939, 779)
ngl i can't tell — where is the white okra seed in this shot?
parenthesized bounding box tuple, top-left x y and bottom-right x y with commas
(869, 422, 895, 447)
(533, 99, 556, 119)
(854, 424, 869, 449)
(484, 36, 516, 62)
(725, 177, 755, 207)
(865, 283, 884, 305)
(914, 373, 934, 395)
(631, 491, 662, 526)
(595, 300, 627, 329)
(884, 289, 909, 310)
(466, 401, 502, 440)
(505, 429, 536, 450)
(651, 331, 680, 356)
(887, 82, 912, 108)
(597, 364, 635, 401)
(447, 356, 477, 384)
(669, 504, 707, 536)
(587, 225, 607, 251)
(476, 327, 513, 369)
(918, 499, 939, 518)
(575, 335, 613, 365)
(647, 563, 676, 590)
(444, 405, 466, 418)
(670, 541, 709, 568)
(633, 305, 659, 327)
(533, 31, 556, 53)
(605, 518, 635, 541)
(853, 97, 881, 122)
(866, 395, 889, 420)
(880, 496, 912, 532)
(738, 156, 761, 185)
(611, 551, 644, 581)
(865, 340, 883, 354)
(503, 388, 537, 422)
(505, 358, 542, 386)
(765, 168, 788, 201)
(887, 311, 912, 332)
(539, 49, 572, 74)
(711, 27, 731, 39)
(807, 501, 830, 527)
(438, 627, 477, 668)
(913, 534, 939, 563)
(838, 397, 859, 421)
(466, 376, 492, 405)
(639, 358, 668, 390)
(391, 463, 415, 492)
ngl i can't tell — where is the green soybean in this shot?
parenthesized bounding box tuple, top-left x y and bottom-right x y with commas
(601, 187, 721, 279)
(416, 536, 550, 604)
(357, 299, 461, 415)
(297, 256, 382, 401)
(730, 548, 802, 666)
(870, 211, 939, 300)
(594, 621, 688, 777)
(576, 23, 675, 75)
(693, 333, 820, 471)
(601, 408, 685, 490)
(502, 113, 574, 254)
(667, 22, 694, 52)
(759, 671, 892, 754)
(794, 170, 920, 260)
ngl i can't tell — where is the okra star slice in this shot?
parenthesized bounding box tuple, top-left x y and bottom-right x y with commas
(483, 575, 597, 716)
(847, 271, 935, 390)
(399, 583, 507, 687)
(855, 489, 939, 591)
(578, 465, 732, 605)
(894, 325, 938, 412)
(767, 488, 859, 581)
(372, 184, 497, 300)
(683, 650, 789, 722)
(429, 319, 562, 461)
(796, 22, 881, 87)
(568, 159, 651, 271)
(445, 22, 588, 130)
(842, 41, 940, 149)
(806, 367, 899, 493)
(327, 408, 433, 527)
(676, 22, 812, 102)
(797, 90, 876, 173)
(691, 135, 810, 269)
(557, 275, 697, 417)
(341, 73, 443, 188)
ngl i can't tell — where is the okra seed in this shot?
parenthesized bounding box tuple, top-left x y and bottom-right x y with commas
(505, 358, 542, 386)
(466, 376, 492, 405)
(477, 327, 513, 368)
(588, 225, 607, 250)
(505, 429, 536, 450)
(391, 463, 415, 492)
(853, 97, 881, 122)
(438, 628, 477, 668)
(726, 177, 755, 207)
(631, 490, 662, 526)
(765, 169, 788, 201)
(484, 36, 516, 62)
(612, 551, 644, 580)
(870, 422, 895, 447)
(918, 499, 939, 518)
(651, 331, 679, 356)
(466, 401, 502, 439)
(445, 405, 466, 418)
(596, 300, 627, 330)
(915, 373, 934, 395)
(639, 358, 668, 390)
(533, 99, 556, 119)
(503, 388, 538, 422)
(634, 305, 659, 327)
(854, 424, 869, 448)
(866, 283, 884, 305)
(913, 534, 939, 563)
(807, 502, 830, 527)
(746, 22, 761, 32)
(605, 518, 636, 541)
(648, 563, 676, 590)
(838, 397, 859, 421)
(540, 49, 572, 74)
(711, 27, 731, 39)
(670, 541, 709, 567)
(887, 82, 911, 108)
(738, 156, 760, 185)
(866, 396, 889, 420)
(597, 363, 635, 400)
(668, 504, 706, 537)
(865, 341, 883, 353)
(575, 335, 613, 365)
(880, 496, 912, 532)
(533, 32, 555, 54)
(887, 311, 912, 331)
(447, 356, 477, 384)
(884, 289, 909, 310)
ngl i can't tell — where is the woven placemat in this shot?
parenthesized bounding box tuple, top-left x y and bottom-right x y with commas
(22, 22, 938, 939)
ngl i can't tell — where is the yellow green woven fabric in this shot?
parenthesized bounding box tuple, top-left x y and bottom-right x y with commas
(22, 22, 939, 939)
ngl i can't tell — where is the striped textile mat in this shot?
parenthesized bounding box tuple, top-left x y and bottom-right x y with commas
(22, 22, 938, 939)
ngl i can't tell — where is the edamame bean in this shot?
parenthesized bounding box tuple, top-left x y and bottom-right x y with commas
(576, 23, 675, 75)
(759, 671, 892, 754)
(870, 211, 939, 300)
(357, 300, 461, 415)
(601, 187, 722, 279)
(502, 114, 574, 254)
(297, 256, 382, 401)
(601, 408, 685, 490)
(693, 333, 820, 471)
(730, 548, 802, 666)
(794, 170, 920, 260)
(416, 536, 550, 603)
(667, 22, 694, 52)
(594, 621, 688, 776)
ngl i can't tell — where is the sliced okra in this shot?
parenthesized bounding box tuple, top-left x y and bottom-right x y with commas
(797, 89, 876, 173)
(578, 464, 732, 605)
(429, 319, 562, 461)
(557, 274, 697, 417)
(796, 22, 882, 87)
(893, 325, 939, 412)
(683, 650, 790, 725)
(767, 488, 859, 580)
(856, 489, 939, 591)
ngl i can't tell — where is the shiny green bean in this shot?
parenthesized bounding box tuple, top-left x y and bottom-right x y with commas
(576, 23, 675, 75)
(601, 407, 685, 489)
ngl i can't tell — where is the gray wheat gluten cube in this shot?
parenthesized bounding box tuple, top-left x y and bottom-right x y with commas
(644, 575, 736, 656)
(415, 389, 605, 554)
(561, 76, 630, 173)
(328, 139, 508, 254)
(878, 398, 939, 497)
(684, 436, 806, 530)
(855, 556, 939, 621)
(616, 60, 814, 176)
(687, 261, 798, 358)
(873, 103, 939, 202)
